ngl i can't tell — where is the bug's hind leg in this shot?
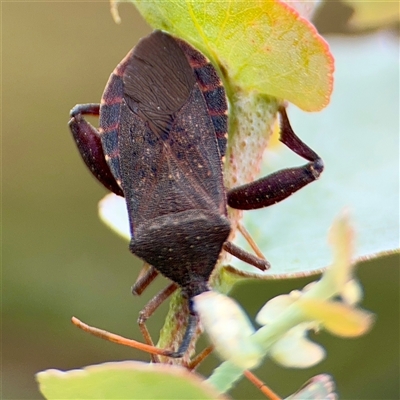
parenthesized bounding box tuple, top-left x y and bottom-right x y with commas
(227, 106, 323, 210)
(69, 103, 124, 197)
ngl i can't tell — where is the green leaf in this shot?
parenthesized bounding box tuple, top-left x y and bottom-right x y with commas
(130, 0, 333, 111)
(36, 361, 227, 400)
(231, 33, 399, 278)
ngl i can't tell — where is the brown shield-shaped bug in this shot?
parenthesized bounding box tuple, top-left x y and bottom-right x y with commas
(69, 30, 323, 358)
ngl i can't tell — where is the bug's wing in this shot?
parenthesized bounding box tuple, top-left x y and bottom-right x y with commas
(123, 30, 196, 135)
(118, 31, 227, 229)
(124, 30, 228, 159)
(118, 90, 227, 229)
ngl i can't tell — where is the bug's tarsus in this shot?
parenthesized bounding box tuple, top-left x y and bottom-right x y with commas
(70, 103, 100, 118)
(187, 345, 214, 370)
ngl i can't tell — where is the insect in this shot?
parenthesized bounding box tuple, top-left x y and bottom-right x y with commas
(69, 30, 323, 358)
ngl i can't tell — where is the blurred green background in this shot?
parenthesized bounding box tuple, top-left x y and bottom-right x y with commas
(2, 2, 399, 399)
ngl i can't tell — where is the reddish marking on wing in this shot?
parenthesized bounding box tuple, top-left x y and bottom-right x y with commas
(203, 87, 228, 114)
(193, 64, 222, 91)
(102, 75, 124, 104)
(175, 38, 208, 68)
(100, 101, 122, 132)
(105, 148, 120, 160)
(99, 123, 119, 135)
(100, 95, 123, 106)
(207, 109, 228, 117)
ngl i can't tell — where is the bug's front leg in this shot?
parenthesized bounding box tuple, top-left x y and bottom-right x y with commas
(227, 106, 324, 210)
(69, 104, 124, 197)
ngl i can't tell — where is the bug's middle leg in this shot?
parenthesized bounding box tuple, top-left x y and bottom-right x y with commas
(223, 241, 270, 271)
(131, 263, 159, 296)
(137, 282, 179, 362)
(227, 106, 323, 210)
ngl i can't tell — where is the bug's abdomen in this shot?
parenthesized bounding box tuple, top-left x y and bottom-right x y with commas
(130, 210, 231, 297)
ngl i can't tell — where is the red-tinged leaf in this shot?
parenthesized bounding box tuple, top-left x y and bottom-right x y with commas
(128, 0, 334, 111)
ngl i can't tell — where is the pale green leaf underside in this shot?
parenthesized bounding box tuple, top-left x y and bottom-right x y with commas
(232, 33, 399, 277)
(37, 361, 226, 400)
